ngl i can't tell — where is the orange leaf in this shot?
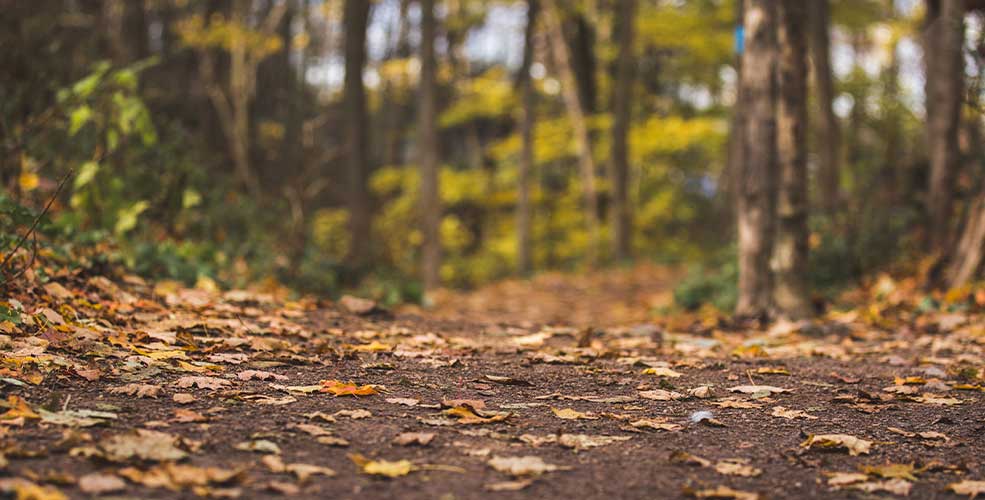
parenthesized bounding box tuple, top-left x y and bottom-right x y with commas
(319, 380, 378, 397)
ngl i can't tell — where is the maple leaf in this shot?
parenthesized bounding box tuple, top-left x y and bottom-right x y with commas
(319, 380, 379, 396)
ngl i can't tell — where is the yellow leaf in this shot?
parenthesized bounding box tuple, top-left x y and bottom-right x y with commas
(319, 380, 378, 397)
(18, 172, 39, 192)
(1, 395, 39, 421)
(641, 367, 683, 377)
(349, 454, 414, 478)
(444, 405, 511, 424)
(550, 407, 598, 420)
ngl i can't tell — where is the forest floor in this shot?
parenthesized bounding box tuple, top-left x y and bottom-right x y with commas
(1, 263, 984, 499)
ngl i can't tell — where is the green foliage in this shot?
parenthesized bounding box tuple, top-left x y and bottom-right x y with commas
(673, 248, 738, 312)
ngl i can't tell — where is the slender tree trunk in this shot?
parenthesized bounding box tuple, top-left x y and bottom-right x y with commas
(773, 0, 812, 319)
(722, 0, 745, 213)
(808, 0, 841, 213)
(946, 192, 985, 287)
(735, 0, 779, 318)
(609, 0, 637, 261)
(418, 0, 442, 292)
(925, 0, 965, 249)
(516, 0, 539, 276)
(543, 0, 600, 266)
(343, 0, 372, 267)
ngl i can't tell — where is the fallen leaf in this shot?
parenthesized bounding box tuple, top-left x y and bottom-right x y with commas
(236, 370, 287, 381)
(339, 295, 378, 315)
(638, 389, 685, 401)
(800, 434, 872, 456)
(78, 473, 126, 495)
(484, 478, 536, 491)
(39, 409, 118, 427)
(487, 456, 568, 476)
(557, 434, 630, 451)
(319, 380, 379, 397)
(393, 432, 435, 446)
(685, 485, 760, 500)
(101, 429, 188, 462)
(172, 393, 196, 404)
(386, 397, 420, 406)
(669, 450, 711, 467)
(630, 418, 683, 432)
(285, 463, 336, 482)
(234, 439, 280, 454)
(349, 454, 414, 478)
(109, 383, 162, 398)
(949, 480, 985, 498)
(175, 376, 231, 391)
(551, 407, 598, 420)
(484, 374, 533, 386)
(771, 406, 817, 420)
(728, 385, 790, 396)
(444, 405, 511, 424)
(862, 463, 918, 481)
(849, 479, 913, 496)
(334, 409, 372, 419)
(714, 458, 762, 477)
(641, 367, 683, 377)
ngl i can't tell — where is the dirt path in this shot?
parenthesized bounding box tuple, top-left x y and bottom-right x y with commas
(1, 270, 984, 499)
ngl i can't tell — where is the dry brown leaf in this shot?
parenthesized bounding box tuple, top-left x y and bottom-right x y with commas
(393, 432, 435, 446)
(349, 454, 414, 478)
(78, 473, 126, 495)
(714, 458, 762, 477)
(174, 376, 231, 391)
(109, 383, 162, 398)
(770, 406, 817, 420)
(800, 434, 872, 456)
(949, 480, 985, 498)
(487, 456, 569, 476)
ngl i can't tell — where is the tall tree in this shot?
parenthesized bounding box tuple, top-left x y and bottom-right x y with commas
(543, 0, 600, 265)
(418, 0, 442, 292)
(925, 0, 965, 248)
(807, 0, 841, 213)
(609, 0, 637, 261)
(516, 0, 539, 275)
(773, 0, 811, 318)
(343, 0, 372, 267)
(735, 0, 778, 318)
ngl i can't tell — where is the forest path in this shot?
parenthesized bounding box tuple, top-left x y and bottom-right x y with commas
(1, 269, 984, 499)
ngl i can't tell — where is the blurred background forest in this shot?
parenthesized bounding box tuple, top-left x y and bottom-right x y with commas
(2, 0, 984, 313)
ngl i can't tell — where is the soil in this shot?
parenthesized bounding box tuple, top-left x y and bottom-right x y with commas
(1, 268, 984, 499)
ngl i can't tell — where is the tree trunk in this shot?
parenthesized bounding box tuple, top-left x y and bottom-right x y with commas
(925, 0, 965, 249)
(609, 0, 637, 261)
(516, 0, 539, 276)
(946, 192, 985, 287)
(343, 0, 372, 267)
(418, 0, 442, 293)
(808, 0, 841, 213)
(772, 0, 812, 319)
(543, 0, 600, 266)
(735, 0, 778, 318)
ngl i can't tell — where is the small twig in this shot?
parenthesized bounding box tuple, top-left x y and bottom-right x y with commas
(0, 167, 73, 281)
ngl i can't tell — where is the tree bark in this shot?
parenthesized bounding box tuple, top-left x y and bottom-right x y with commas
(418, 0, 442, 292)
(543, 0, 600, 266)
(808, 0, 841, 213)
(925, 0, 965, 249)
(343, 0, 372, 266)
(736, 0, 778, 318)
(516, 0, 539, 276)
(609, 0, 637, 261)
(773, 0, 812, 319)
